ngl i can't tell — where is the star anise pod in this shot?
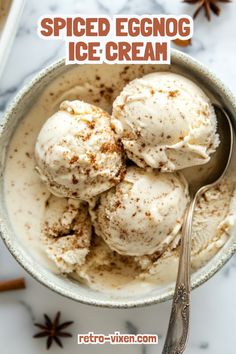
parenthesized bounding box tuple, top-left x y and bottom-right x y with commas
(33, 312, 73, 349)
(183, 0, 231, 21)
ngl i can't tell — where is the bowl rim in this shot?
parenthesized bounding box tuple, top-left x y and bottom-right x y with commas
(1, 49, 236, 308)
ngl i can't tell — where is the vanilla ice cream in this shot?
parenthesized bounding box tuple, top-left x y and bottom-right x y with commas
(90, 166, 189, 256)
(35, 100, 125, 200)
(113, 72, 219, 171)
(4, 63, 235, 295)
(42, 196, 92, 273)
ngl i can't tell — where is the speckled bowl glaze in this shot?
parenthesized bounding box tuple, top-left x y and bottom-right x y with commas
(0, 50, 236, 308)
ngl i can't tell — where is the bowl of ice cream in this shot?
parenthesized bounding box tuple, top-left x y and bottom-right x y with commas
(0, 49, 236, 307)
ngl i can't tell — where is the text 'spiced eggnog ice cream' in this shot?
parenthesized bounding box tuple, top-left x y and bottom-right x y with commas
(90, 166, 189, 256)
(35, 100, 125, 200)
(4, 64, 236, 294)
(113, 72, 219, 171)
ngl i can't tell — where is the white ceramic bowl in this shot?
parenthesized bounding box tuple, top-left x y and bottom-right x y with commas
(0, 50, 236, 308)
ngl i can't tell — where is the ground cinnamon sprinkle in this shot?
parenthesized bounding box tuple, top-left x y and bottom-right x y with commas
(100, 143, 119, 153)
(86, 121, 95, 129)
(85, 153, 95, 164)
(70, 156, 78, 164)
(168, 90, 179, 98)
(72, 175, 79, 184)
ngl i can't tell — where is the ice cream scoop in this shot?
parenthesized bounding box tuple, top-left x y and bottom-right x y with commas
(42, 197, 92, 273)
(35, 100, 125, 200)
(90, 166, 189, 257)
(113, 72, 219, 171)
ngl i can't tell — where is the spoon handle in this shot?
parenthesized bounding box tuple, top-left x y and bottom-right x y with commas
(162, 199, 195, 354)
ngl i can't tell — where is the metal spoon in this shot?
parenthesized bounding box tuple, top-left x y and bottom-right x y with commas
(162, 104, 234, 354)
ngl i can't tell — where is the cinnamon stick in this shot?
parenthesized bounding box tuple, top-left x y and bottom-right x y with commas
(0, 277, 26, 292)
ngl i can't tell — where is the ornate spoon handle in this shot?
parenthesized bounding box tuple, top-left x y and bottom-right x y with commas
(162, 199, 195, 354)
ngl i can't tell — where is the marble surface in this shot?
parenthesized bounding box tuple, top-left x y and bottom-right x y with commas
(0, 0, 236, 353)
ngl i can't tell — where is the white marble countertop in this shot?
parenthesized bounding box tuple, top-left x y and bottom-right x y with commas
(0, 1, 236, 353)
